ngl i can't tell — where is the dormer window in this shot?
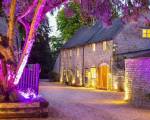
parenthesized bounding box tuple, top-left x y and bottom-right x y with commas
(142, 29, 150, 38)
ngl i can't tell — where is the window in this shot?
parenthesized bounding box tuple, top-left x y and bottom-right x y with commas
(142, 29, 150, 38)
(77, 48, 80, 56)
(85, 69, 89, 78)
(92, 43, 96, 51)
(90, 67, 96, 79)
(103, 41, 107, 51)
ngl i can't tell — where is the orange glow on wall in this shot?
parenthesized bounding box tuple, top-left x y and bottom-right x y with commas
(103, 41, 107, 51)
(92, 43, 96, 51)
(77, 48, 80, 56)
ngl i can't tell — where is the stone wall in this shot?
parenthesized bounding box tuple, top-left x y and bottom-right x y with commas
(125, 58, 150, 107)
(114, 11, 150, 54)
(84, 41, 113, 89)
(84, 41, 113, 68)
(113, 11, 150, 92)
(60, 40, 114, 89)
(60, 47, 83, 86)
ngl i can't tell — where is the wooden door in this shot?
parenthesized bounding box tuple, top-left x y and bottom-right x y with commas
(97, 64, 109, 89)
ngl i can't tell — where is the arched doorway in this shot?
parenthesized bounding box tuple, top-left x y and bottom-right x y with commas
(97, 63, 109, 89)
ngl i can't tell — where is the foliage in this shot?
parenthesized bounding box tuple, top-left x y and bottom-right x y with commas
(1, 0, 67, 85)
(56, 1, 88, 41)
(76, 0, 149, 26)
(28, 18, 52, 78)
(50, 36, 64, 52)
(28, 18, 63, 78)
(48, 71, 60, 82)
(49, 36, 64, 71)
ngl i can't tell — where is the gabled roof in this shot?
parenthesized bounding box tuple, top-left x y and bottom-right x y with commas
(63, 19, 123, 49)
(0, 17, 7, 36)
(63, 22, 102, 49)
(88, 19, 123, 44)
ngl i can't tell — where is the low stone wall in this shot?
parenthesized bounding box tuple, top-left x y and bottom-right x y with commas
(125, 58, 150, 107)
(0, 97, 49, 118)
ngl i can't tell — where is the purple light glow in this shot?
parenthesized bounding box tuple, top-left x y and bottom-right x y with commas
(14, 0, 67, 85)
(19, 89, 37, 99)
(17, 0, 38, 40)
(18, 64, 40, 95)
(14, 0, 47, 85)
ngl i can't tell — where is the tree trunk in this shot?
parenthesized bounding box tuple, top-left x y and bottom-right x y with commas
(1, 0, 17, 90)
(14, 0, 47, 85)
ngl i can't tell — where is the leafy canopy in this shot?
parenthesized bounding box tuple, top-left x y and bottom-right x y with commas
(56, 1, 89, 41)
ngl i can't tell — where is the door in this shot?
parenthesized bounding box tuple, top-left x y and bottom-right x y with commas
(97, 64, 109, 89)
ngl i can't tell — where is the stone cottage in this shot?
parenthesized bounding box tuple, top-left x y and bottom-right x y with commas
(55, 10, 150, 91)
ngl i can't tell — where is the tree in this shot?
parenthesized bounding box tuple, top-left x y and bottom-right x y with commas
(50, 36, 64, 53)
(0, 0, 66, 99)
(76, 0, 149, 26)
(56, 1, 90, 41)
(50, 36, 64, 69)
(28, 18, 52, 78)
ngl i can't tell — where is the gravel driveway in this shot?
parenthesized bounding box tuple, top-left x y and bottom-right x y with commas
(36, 82, 150, 120)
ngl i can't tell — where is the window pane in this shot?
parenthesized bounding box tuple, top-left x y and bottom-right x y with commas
(91, 68, 96, 79)
(147, 33, 150, 38)
(142, 33, 147, 38)
(142, 29, 147, 34)
(147, 29, 150, 34)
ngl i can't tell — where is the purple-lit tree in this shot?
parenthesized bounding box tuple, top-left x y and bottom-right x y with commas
(0, 0, 66, 99)
(77, 0, 149, 26)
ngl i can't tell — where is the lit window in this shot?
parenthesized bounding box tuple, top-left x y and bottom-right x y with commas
(92, 43, 96, 51)
(103, 41, 107, 51)
(142, 29, 150, 38)
(85, 69, 89, 78)
(90, 67, 96, 79)
(77, 48, 80, 56)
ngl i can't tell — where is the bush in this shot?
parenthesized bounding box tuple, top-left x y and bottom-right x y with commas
(49, 71, 60, 82)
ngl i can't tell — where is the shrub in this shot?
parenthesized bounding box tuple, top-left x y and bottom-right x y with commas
(49, 71, 60, 82)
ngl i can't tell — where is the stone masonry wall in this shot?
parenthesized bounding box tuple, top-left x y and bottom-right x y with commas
(114, 11, 150, 54)
(125, 58, 150, 107)
(60, 47, 83, 86)
(84, 42, 113, 68)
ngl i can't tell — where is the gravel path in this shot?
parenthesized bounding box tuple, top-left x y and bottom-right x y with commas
(37, 82, 150, 120)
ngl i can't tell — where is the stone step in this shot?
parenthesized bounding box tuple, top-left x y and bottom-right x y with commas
(0, 102, 40, 109)
(0, 98, 49, 118)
